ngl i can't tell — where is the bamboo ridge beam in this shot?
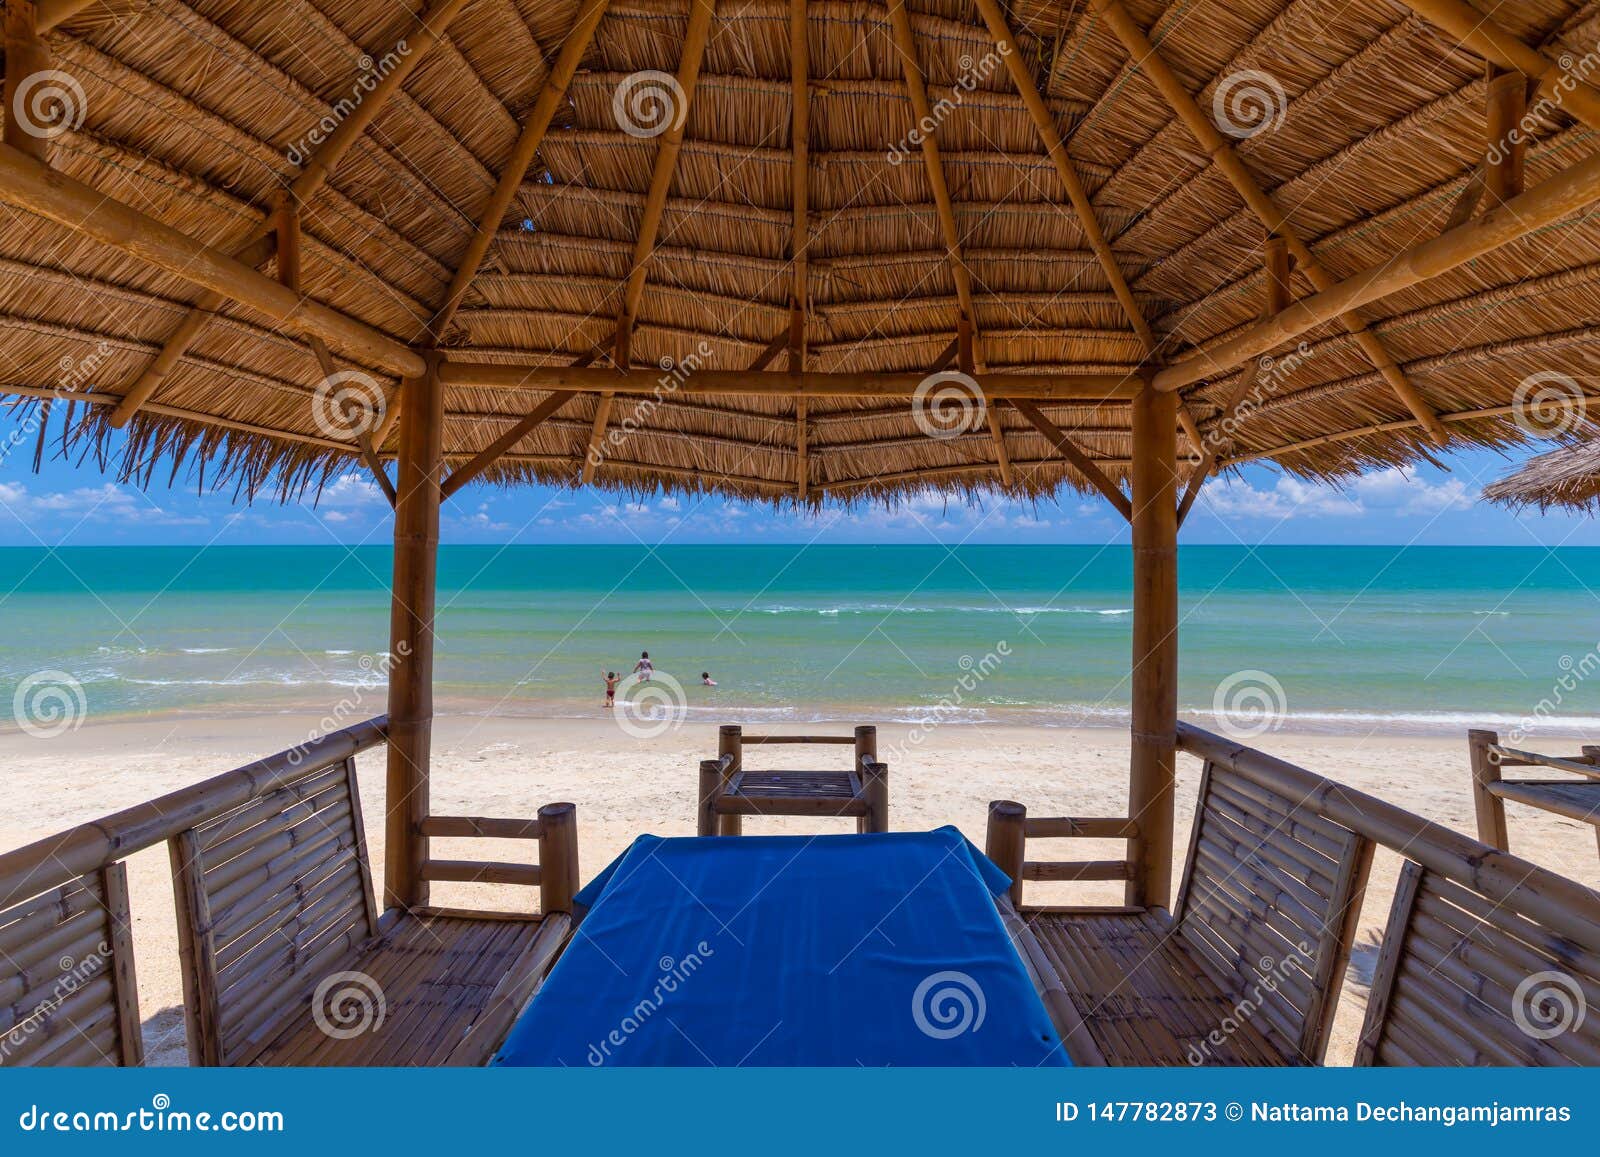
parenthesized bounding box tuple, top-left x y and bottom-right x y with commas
(0, 142, 425, 378)
(431, 0, 613, 339)
(1153, 142, 1600, 393)
(1401, 0, 1600, 134)
(5, 2, 51, 164)
(110, 0, 468, 426)
(436, 362, 1140, 399)
(1090, 0, 1450, 445)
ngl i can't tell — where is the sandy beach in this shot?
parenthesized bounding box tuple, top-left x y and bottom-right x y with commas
(4, 712, 1595, 1067)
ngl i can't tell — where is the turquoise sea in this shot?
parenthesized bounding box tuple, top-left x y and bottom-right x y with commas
(0, 545, 1596, 735)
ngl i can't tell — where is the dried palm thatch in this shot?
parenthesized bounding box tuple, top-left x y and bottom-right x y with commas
(1484, 439, 1600, 512)
(3, 0, 1600, 509)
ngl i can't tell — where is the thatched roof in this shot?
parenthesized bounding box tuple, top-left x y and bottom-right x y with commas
(4, 0, 1600, 506)
(1485, 439, 1600, 512)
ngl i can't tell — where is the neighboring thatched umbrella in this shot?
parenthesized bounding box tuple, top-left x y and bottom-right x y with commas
(1484, 441, 1600, 513)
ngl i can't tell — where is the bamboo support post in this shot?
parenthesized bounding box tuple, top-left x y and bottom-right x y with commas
(717, 725, 742, 836)
(1485, 67, 1527, 206)
(697, 760, 722, 837)
(1128, 382, 1179, 909)
(536, 802, 579, 915)
(1468, 728, 1510, 851)
(853, 725, 877, 833)
(862, 761, 889, 834)
(384, 354, 444, 909)
(986, 800, 1027, 907)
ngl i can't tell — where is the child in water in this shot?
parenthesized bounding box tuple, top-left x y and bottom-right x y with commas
(633, 651, 653, 681)
(701, 672, 717, 686)
(602, 670, 621, 707)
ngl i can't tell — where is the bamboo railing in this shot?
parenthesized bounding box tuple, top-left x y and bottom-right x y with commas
(1177, 723, 1600, 949)
(0, 717, 390, 908)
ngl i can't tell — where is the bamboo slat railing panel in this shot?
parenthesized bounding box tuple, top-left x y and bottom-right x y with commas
(0, 863, 141, 1067)
(1356, 862, 1600, 1066)
(170, 754, 378, 1067)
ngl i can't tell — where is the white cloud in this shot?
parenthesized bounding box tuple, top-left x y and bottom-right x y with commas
(318, 473, 384, 507)
(1200, 468, 1472, 521)
(0, 481, 208, 528)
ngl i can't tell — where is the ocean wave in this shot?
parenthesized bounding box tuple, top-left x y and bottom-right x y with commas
(738, 603, 1132, 617)
(180, 647, 232, 654)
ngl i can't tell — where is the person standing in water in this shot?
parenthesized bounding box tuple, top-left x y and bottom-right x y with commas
(602, 670, 621, 707)
(633, 651, 653, 681)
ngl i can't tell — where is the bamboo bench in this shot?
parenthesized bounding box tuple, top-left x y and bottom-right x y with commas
(169, 762, 577, 1067)
(992, 724, 1600, 1066)
(988, 755, 1373, 1065)
(697, 725, 888, 835)
(1468, 729, 1600, 859)
(0, 717, 579, 1068)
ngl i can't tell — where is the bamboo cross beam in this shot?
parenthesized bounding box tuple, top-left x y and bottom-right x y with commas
(274, 194, 397, 506)
(1401, 0, 1600, 134)
(1009, 398, 1133, 520)
(586, 0, 717, 483)
(109, 0, 470, 427)
(1153, 139, 1600, 393)
(1089, 0, 1450, 446)
(436, 362, 1140, 399)
(431, 0, 613, 340)
(0, 141, 425, 377)
(745, 327, 792, 372)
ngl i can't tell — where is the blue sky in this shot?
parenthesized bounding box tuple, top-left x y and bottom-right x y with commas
(0, 434, 1592, 548)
